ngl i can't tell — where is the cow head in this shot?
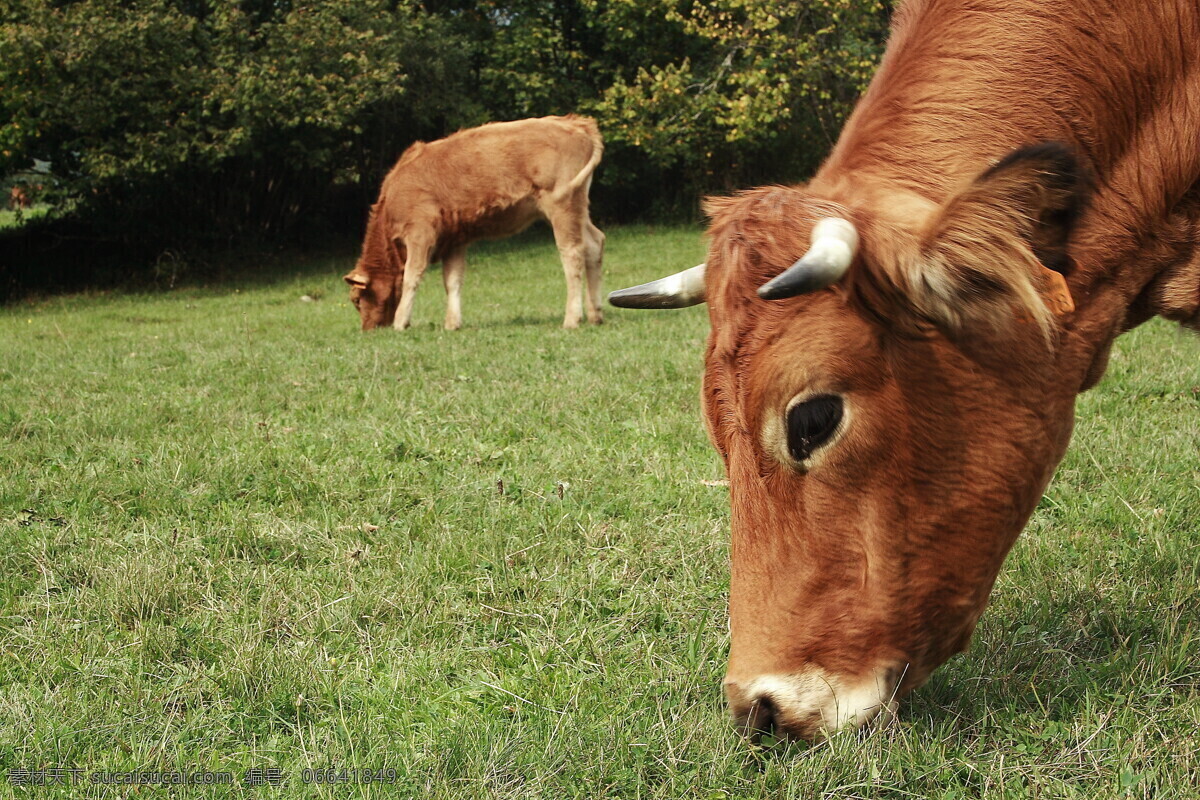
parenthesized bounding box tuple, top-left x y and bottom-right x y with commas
(345, 203, 406, 330)
(611, 144, 1090, 741)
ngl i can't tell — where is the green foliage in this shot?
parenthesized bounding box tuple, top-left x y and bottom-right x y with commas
(446, 0, 890, 208)
(0, 0, 889, 265)
(590, 0, 888, 184)
(0, 0, 466, 246)
(1, 0, 208, 180)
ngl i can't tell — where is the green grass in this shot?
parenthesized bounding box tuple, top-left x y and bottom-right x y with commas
(1, 225, 1197, 798)
(0, 203, 52, 230)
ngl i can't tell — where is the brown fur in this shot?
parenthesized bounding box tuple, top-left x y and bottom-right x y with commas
(8, 186, 29, 210)
(704, 0, 1200, 740)
(345, 115, 605, 330)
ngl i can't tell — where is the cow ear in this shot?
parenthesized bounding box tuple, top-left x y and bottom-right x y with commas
(913, 142, 1089, 337)
(343, 271, 369, 288)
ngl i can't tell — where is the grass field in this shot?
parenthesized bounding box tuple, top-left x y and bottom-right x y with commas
(0, 204, 52, 231)
(1, 225, 1198, 798)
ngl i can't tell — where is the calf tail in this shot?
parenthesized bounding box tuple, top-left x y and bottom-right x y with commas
(565, 119, 604, 193)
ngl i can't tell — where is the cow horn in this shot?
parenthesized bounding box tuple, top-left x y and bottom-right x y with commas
(757, 217, 859, 300)
(608, 263, 707, 308)
(344, 271, 369, 287)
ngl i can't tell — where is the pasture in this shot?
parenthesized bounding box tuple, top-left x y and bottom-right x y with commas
(1, 226, 1197, 798)
(0, 204, 52, 231)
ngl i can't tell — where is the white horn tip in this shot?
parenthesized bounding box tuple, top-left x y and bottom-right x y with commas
(608, 263, 707, 309)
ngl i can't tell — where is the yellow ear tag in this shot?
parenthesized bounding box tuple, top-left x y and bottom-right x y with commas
(1040, 266, 1074, 315)
(1016, 266, 1074, 324)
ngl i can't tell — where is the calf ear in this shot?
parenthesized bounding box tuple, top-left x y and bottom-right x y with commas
(913, 142, 1090, 338)
(343, 271, 369, 287)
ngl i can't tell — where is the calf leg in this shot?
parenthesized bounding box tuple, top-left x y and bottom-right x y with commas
(546, 205, 588, 329)
(394, 239, 432, 331)
(583, 220, 605, 325)
(442, 245, 467, 331)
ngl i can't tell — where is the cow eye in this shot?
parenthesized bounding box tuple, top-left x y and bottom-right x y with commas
(786, 395, 843, 462)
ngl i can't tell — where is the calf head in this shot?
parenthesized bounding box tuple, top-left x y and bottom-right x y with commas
(344, 268, 401, 330)
(344, 203, 406, 330)
(611, 144, 1090, 741)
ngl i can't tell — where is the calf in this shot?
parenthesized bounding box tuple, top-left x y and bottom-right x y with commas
(344, 115, 605, 331)
(8, 186, 29, 210)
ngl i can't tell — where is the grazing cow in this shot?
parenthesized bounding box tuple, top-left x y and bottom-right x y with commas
(344, 115, 605, 331)
(611, 0, 1200, 741)
(8, 186, 29, 210)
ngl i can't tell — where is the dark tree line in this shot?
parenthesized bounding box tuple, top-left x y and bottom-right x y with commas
(0, 0, 889, 291)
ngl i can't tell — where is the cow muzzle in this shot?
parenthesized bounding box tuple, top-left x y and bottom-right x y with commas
(724, 663, 903, 742)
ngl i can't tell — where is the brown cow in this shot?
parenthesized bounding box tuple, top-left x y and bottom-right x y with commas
(8, 185, 30, 210)
(344, 115, 605, 331)
(611, 0, 1200, 741)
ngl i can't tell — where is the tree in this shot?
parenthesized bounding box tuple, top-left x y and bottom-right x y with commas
(0, 0, 890, 270)
(0, 0, 467, 246)
(588, 0, 889, 192)
(430, 0, 890, 215)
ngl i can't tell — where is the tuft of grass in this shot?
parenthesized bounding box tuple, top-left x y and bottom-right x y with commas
(0, 203, 53, 230)
(1, 224, 1197, 798)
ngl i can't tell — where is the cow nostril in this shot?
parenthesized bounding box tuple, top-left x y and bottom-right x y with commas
(727, 681, 793, 741)
(742, 694, 778, 740)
